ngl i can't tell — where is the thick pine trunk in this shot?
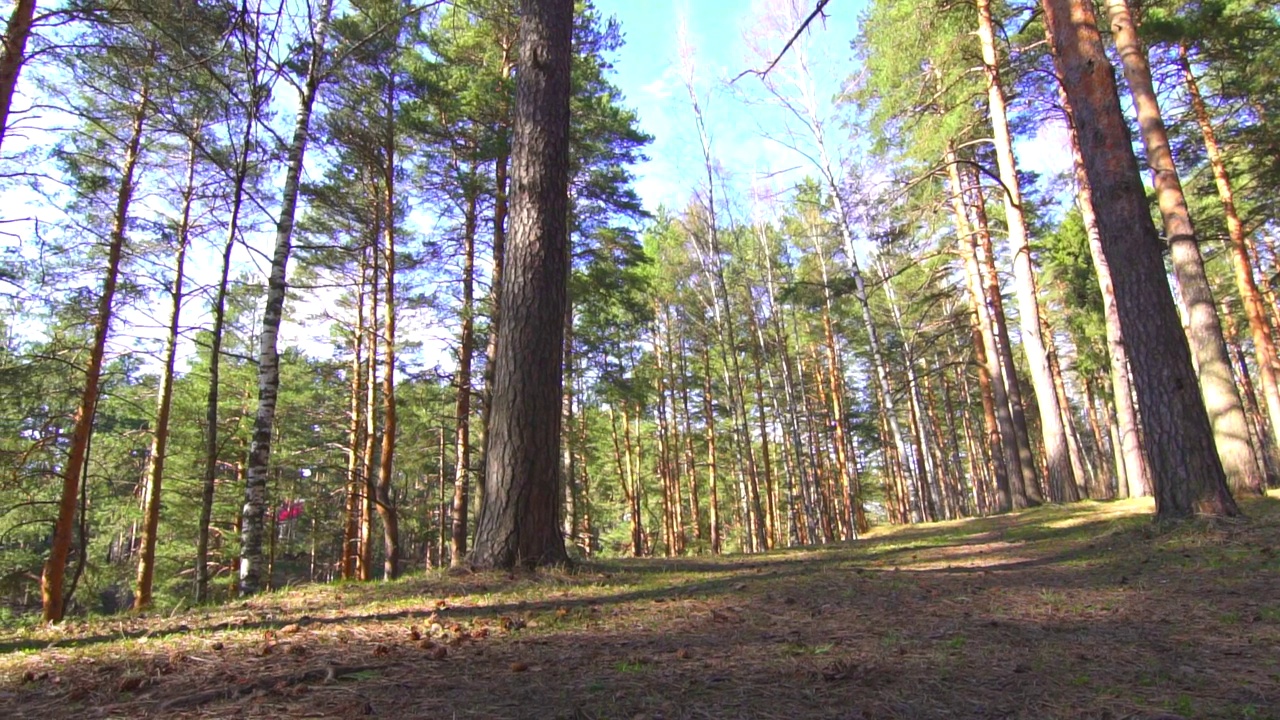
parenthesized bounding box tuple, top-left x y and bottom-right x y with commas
(0, 0, 35, 150)
(42, 77, 148, 623)
(1061, 96, 1151, 498)
(1179, 46, 1280, 474)
(469, 0, 572, 569)
(1042, 0, 1238, 519)
(239, 4, 329, 595)
(135, 139, 196, 610)
(1104, 0, 1263, 498)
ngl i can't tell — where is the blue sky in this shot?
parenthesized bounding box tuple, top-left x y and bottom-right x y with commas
(592, 0, 869, 211)
(591, 0, 1071, 213)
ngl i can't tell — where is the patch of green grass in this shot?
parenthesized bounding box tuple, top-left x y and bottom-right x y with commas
(614, 660, 649, 673)
(879, 630, 905, 649)
(1168, 694, 1195, 716)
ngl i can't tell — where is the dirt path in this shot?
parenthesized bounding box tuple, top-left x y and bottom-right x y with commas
(3, 496, 1278, 719)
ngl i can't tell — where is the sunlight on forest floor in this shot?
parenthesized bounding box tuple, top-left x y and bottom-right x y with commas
(2, 493, 1278, 719)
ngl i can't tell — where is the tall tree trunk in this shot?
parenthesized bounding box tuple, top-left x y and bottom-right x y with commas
(1103, 0, 1264, 498)
(342, 278, 364, 579)
(676, 323, 702, 543)
(0, 0, 35, 151)
(976, 0, 1076, 503)
(946, 149, 1014, 512)
(562, 303, 578, 550)
(360, 239, 379, 581)
(1179, 45, 1280, 472)
(1044, 313, 1091, 499)
(703, 344, 722, 554)
(239, 2, 330, 595)
(469, 0, 571, 568)
(1062, 93, 1151, 498)
(42, 75, 149, 623)
(746, 307, 777, 547)
(812, 236, 859, 537)
(198, 63, 261, 601)
(135, 138, 196, 610)
(478, 46, 514, 516)
(965, 167, 1041, 506)
(450, 189, 478, 567)
(377, 180, 399, 579)
(1042, 0, 1238, 518)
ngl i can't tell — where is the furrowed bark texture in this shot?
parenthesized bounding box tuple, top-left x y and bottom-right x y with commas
(1104, 0, 1263, 497)
(1041, 0, 1237, 518)
(469, 0, 572, 569)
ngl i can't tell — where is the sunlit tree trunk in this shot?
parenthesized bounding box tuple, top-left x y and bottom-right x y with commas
(0, 0, 35, 150)
(1060, 93, 1151, 498)
(240, 0, 331, 595)
(341, 254, 367, 580)
(450, 189, 478, 567)
(1042, 0, 1238, 518)
(198, 46, 263, 600)
(376, 179, 400, 579)
(946, 149, 1014, 512)
(1179, 45, 1280, 472)
(360, 237, 379, 581)
(976, 0, 1076, 503)
(1103, 0, 1263, 497)
(42, 74, 149, 623)
(965, 166, 1041, 506)
(702, 344, 722, 554)
(469, 0, 571, 567)
(136, 138, 197, 610)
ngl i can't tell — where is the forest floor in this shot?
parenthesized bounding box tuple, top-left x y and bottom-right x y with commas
(2, 494, 1279, 720)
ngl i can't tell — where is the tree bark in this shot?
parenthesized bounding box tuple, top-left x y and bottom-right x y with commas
(965, 167, 1041, 506)
(1103, 0, 1263, 498)
(42, 74, 149, 623)
(946, 148, 1014, 512)
(341, 279, 364, 580)
(469, 0, 572, 569)
(360, 239, 378, 581)
(239, 1, 330, 596)
(198, 55, 262, 601)
(1042, 0, 1238, 518)
(450, 189, 478, 567)
(1061, 93, 1151, 498)
(376, 179, 399, 579)
(136, 138, 196, 610)
(976, 0, 1076, 503)
(0, 0, 35, 151)
(1179, 44, 1280, 475)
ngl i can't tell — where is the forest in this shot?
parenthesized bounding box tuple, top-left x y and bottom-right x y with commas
(1, 0, 1278, 636)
